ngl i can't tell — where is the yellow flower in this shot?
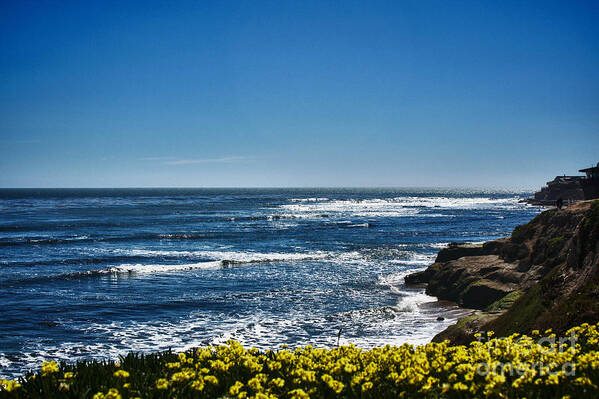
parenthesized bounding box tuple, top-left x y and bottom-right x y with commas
(289, 388, 310, 399)
(191, 378, 205, 391)
(453, 382, 468, 391)
(106, 388, 121, 399)
(248, 377, 263, 391)
(268, 361, 282, 371)
(229, 381, 244, 395)
(210, 359, 229, 372)
(344, 363, 357, 373)
(270, 377, 285, 388)
(546, 374, 560, 385)
(171, 370, 194, 382)
(205, 375, 219, 385)
(156, 378, 169, 390)
(326, 378, 344, 394)
(113, 370, 130, 378)
(14, 322, 599, 398)
(0, 380, 21, 392)
(93, 389, 121, 399)
(41, 360, 59, 375)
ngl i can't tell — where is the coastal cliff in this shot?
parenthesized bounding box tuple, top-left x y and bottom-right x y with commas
(406, 200, 599, 344)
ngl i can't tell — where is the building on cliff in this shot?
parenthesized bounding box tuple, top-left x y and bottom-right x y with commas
(579, 162, 599, 200)
(528, 175, 585, 205)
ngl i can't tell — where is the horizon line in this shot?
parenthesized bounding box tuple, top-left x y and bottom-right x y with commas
(0, 185, 536, 191)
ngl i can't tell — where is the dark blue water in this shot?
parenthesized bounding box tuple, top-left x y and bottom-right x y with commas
(0, 188, 540, 377)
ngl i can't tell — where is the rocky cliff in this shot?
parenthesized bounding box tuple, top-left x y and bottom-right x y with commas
(406, 200, 599, 344)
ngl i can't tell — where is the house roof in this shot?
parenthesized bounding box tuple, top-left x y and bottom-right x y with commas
(579, 163, 599, 173)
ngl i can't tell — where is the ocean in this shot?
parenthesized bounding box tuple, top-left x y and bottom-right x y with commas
(0, 188, 540, 378)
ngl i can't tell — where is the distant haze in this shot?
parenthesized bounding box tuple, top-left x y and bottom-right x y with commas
(1, 1, 598, 188)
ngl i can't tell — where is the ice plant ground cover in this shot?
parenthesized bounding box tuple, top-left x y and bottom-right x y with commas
(2, 323, 599, 398)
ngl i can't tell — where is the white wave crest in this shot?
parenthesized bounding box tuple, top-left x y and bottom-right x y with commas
(104, 250, 333, 275)
(395, 290, 437, 312)
(289, 197, 330, 202)
(109, 261, 223, 274)
(278, 196, 525, 218)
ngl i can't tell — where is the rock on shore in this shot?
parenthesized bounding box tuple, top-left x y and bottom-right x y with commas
(406, 200, 599, 344)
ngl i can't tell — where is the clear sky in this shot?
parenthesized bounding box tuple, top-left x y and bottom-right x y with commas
(1, 0, 598, 188)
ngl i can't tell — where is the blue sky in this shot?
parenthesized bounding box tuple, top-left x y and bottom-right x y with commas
(1, 0, 598, 188)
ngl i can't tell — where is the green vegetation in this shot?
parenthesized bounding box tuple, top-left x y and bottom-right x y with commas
(546, 237, 564, 258)
(3, 323, 599, 398)
(484, 283, 547, 337)
(510, 223, 535, 244)
(485, 257, 599, 339)
(485, 291, 522, 313)
(580, 200, 599, 260)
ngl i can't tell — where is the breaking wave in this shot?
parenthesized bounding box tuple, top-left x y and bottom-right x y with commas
(277, 196, 527, 218)
(3, 250, 337, 286)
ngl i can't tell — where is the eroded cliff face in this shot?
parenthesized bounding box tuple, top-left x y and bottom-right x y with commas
(406, 200, 599, 344)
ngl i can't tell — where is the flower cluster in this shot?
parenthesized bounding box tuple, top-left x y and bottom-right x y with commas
(2, 322, 599, 398)
(0, 379, 21, 393)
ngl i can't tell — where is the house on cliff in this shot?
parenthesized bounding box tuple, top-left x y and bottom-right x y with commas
(529, 175, 585, 205)
(579, 162, 599, 200)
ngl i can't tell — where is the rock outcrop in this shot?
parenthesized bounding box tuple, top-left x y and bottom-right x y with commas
(406, 200, 599, 344)
(405, 240, 543, 310)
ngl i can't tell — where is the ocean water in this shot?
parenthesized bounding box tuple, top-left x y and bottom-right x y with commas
(0, 188, 540, 378)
